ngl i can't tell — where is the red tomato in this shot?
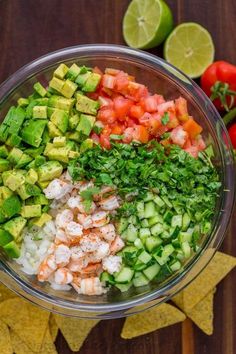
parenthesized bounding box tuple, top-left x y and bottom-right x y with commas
(175, 97, 189, 122)
(105, 68, 121, 76)
(129, 105, 145, 119)
(93, 66, 103, 75)
(141, 95, 158, 113)
(126, 82, 149, 101)
(113, 96, 133, 120)
(132, 125, 149, 143)
(228, 123, 236, 149)
(102, 74, 116, 89)
(98, 96, 113, 108)
(170, 126, 189, 147)
(114, 71, 130, 91)
(90, 133, 100, 144)
(97, 107, 116, 124)
(123, 127, 134, 143)
(157, 101, 175, 115)
(100, 126, 111, 149)
(111, 125, 124, 135)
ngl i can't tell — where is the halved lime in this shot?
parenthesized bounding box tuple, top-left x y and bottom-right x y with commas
(123, 0, 173, 49)
(164, 22, 215, 78)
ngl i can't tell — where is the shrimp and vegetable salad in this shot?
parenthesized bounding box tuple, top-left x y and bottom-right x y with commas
(0, 63, 220, 295)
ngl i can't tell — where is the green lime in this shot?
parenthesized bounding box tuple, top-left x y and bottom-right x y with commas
(164, 22, 215, 78)
(123, 0, 173, 49)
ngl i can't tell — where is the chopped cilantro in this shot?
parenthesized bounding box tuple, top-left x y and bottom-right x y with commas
(161, 112, 170, 125)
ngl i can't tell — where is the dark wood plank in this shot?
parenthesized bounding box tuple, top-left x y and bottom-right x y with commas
(0, 1, 235, 354)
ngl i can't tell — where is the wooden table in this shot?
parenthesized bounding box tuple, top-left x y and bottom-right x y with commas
(0, 1, 235, 353)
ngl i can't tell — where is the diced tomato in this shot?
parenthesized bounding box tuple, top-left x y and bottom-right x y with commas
(111, 125, 124, 135)
(183, 139, 192, 149)
(183, 117, 203, 139)
(141, 95, 158, 113)
(154, 125, 169, 137)
(175, 97, 189, 122)
(160, 137, 171, 147)
(126, 118, 137, 127)
(100, 126, 111, 149)
(153, 94, 165, 105)
(101, 87, 113, 96)
(129, 105, 145, 119)
(93, 66, 103, 75)
(139, 112, 153, 125)
(157, 101, 175, 115)
(184, 146, 199, 158)
(126, 82, 149, 101)
(132, 125, 149, 143)
(102, 74, 116, 89)
(105, 68, 121, 76)
(97, 107, 116, 124)
(114, 71, 130, 91)
(191, 136, 206, 151)
(113, 96, 133, 120)
(123, 127, 134, 143)
(170, 126, 189, 147)
(87, 92, 99, 100)
(90, 133, 100, 144)
(98, 96, 113, 108)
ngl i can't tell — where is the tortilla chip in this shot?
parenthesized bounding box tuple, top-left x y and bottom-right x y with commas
(0, 320, 13, 354)
(121, 303, 186, 339)
(187, 289, 216, 335)
(10, 330, 34, 354)
(173, 252, 236, 312)
(0, 283, 17, 302)
(39, 329, 57, 354)
(49, 315, 59, 342)
(54, 314, 99, 352)
(0, 298, 50, 352)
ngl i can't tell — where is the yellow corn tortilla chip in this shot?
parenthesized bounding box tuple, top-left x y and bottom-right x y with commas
(173, 251, 236, 312)
(11, 329, 57, 354)
(0, 320, 13, 354)
(0, 283, 17, 302)
(54, 314, 99, 352)
(121, 303, 186, 339)
(0, 298, 50, 352)
(39, 329, 57, 354)
(186, 288, 216, 335)
(49, 315, 59, 342)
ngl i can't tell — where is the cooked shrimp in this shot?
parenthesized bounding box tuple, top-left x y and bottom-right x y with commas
(43, 179, 73, 200)
(67, 196, 96, 214)
(80, 233, 101, 253)
(79, 262, 102, 275)
(102, 255, 122, 274)
(54, 244, 71, 267)
(93, 186, 115, 201)
(100, 224, 116, 242)
(77, 214, 93, 229)
(79, 181, 94, 192)
(55, 209, 74, 229)
(55, 229, 69, 245)
(54, 268, 73, 285)
(37, 254, 57, 282)
(91, 211, 109, 227)
(79, 277, 107, 295)
(68, 246, 89, 271)
(110, 236, 125, 254)
(71, 275, 81, 293)
(89, 241, 110, 263)
(99, 195, 119, 211)
(65, 221, 83, 237)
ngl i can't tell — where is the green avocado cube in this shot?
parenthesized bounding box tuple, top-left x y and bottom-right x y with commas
(33, 213, 52, 227)
(80, 138, 94, 153)
(50, 109, 69, 133)
(66, 63, 81, 81)
(0, 125, 9, 143)
(54, 63, 69, 79)
(3, 241, 20, 258)
(5, 134, 22, 147)
(2, 170, 25, 191)
(37, 161, 63, 182)
(0, 158, 10, 172)
(17, 97, 29, 107)
(53, 136, 66, 147)
(0, 186, 13, 202)
(82, 73, 101, 92)
(76, 114, 95, 135)
(47, 107, 56, 118)
(21, 205, 41, 218)
(48, 95, 75, 111)
(0, 229, 14, 246)
(7, 147, 23, 165)
(49, 77, 65, 92)
(69, 114, 80, 130)
(3, 216, 27, 239)
(67, 131, 81, 142)
(1, 107, 15, 127)
(33, 82, 47, 97)
(43, 143, 54, 156)
(46, 147, 69, 163)
(76, 94, 99, 115)
(61, 80, 78, 99)
(37, 180, 50, 189)
(75, 72, 91, 87)
(34, 194, 48, 205)
(17, 184, 31, 200)
(2, 195, 21, 218)
(68, 150, 80, 159)
(32, 106, 48, 119)
(47, 122, 62, 138)
(0, 145, 8, 158)
(25, 169, 38, 184)
(8, 107, 26, 135)
(21, 119, 47, 147)
(16, 153, 33, 169)
(24, 146, 44, 158)
(34, 155, 46, 167)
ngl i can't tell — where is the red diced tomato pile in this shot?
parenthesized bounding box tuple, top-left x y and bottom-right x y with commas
(91, 67, 205, 157)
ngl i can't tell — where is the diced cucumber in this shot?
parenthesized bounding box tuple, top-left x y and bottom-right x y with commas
(153, 195, 165, 208)
(133, 273, 149, 287)
(134, 238, 144, 249)
(176, 249, 185, 261)
(128, 215, 138, 225)
(162, 196, 172, 208)
(143, 263, 160, 280)
(141, 219, 149, 228)
(182, 212, 191, 231)
(121, 228, 128, 240)
(136, 201, 145, 219)
(163, 210, 174, 224)
(115, 282, 132, 292)
(144, 191, 154, 202)
(114, 267, 134, 283)
(139, 228, 151, 238)
(161, 231, 171, 239)
(201, 221, 212, 234)
(126, 224, 138, 242)
(171, 215, 182, 228)
(133, 260, 148, 271)
(148, 214, 163, 227)
(117, 217, 129, 234)
(145, 236, 162, 252)
(170, 260, 182, 272)
(179, 231, 192, 243)
(138, 250, 152, 264)
(182, 241, 191, 258)
(122, 245, 138, 255)
(100, 271, 115, 284)
(170, 226, 180, 239)
(144, 201, 156, 218)
(162, 244, 175, 257)
(150, 223, 163, 236)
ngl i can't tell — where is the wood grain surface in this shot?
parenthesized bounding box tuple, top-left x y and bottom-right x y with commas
(0, 1, 235, 353)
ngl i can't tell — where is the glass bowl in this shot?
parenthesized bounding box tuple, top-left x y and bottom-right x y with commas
(0, 44, 235, 319)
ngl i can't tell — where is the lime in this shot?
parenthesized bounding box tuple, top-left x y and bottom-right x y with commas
(123, 0, 173, 49)
(164, 22, 215, 78)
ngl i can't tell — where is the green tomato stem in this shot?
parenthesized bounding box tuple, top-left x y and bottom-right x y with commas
(222, 107, 236, 126)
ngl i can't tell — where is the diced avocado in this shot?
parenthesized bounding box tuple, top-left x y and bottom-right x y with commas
(33, 213, 52, 227)
(21, 205, 41, 218)
(7, 147, 23, 165)
(0, 158, 10, 172)
(66, 63, 81, 81)
(0, 229, 14, 246)
(3, 241, 20, 258)
(80, 138, 93, 153)
(82, 73, 101, 92)
(0, 211, 6, 223)
(2, 170, 25, 191)
(0, 124, 9, 143)
(24, 160, 35, 171)
(50, 109, 69, 133)
(17, 184, 31, 200)
(25, 169, 38, 184)
(43, 143, 54, 156)
(76, 114, 95, 135)
(76, 93, 99, 115)
(42, 128, 50, 145)
(5, 134, 22, 147)
(17, 97, 29, 107)
(53, 136, 66, 147)
(48, 95, 75, 111)
(37, 180, 50, 189)
(32, 106, 47, 119)
(47, 121, 62, 138)
(2, 195, 21, 218)
(67, 131, 81, 142)
(68, 151, 80, 159)
(24, 146, 44, 158)
(54, 63, 69, 79)
(46, 147, 69, 163)
(69, 114, 80, 130)
(16, 153, 33, 169)
(34, 194, 48, 205)
(0, 145, 8, 158)
(75, 72, 91, 87)
(26, 183, 41, 196)
(3, 216, 27, 239)
(7, 107, 26, 135)
(34, 155, 46, 167)
(0, 186, 13, 202)
(21, 119, 47, 147)
(49, 77, 65, 92)
(33, 82, 47, 97)
(61, 79, 78, 98)
(47, 107, 56, 118)
(37, 160, 63, 182)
